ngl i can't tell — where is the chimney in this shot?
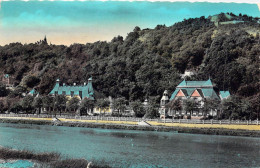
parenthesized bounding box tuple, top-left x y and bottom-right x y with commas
(63, 83, 66, 86)
(73, 83, 76, 86)
(84, 82, 87, 85)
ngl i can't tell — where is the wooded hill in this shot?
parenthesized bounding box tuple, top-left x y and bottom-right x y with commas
(0, 13, 259, 110)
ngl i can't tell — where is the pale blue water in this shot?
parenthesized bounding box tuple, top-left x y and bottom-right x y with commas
(0, 160, 33, 168)
(0, 123, 260, 168)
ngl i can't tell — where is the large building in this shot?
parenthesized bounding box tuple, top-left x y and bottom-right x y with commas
(160, 79, 230, 118)
(49, 77, 94, 100)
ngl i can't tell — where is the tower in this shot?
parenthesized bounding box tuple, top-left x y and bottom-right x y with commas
(159, 90, 169, 118)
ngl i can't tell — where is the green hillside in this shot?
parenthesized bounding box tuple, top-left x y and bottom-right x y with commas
(0, 13, 259, 111)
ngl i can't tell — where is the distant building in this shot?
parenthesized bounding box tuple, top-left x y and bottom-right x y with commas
(49, 77, 94, 100)
(160, 79, 230, 118)
(28, 88, 39, 97)
(0, 74, 14, 88)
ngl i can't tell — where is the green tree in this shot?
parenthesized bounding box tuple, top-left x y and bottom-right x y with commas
(9, 102, 22, 114)
(143, 98, 160, 119)
(42, 95, 54, 114)
(21, 95, 34, 114)
(67, 97, 80, 114)
(80, 98, 95, 116)
(54, 95, 67, 116)
(0, 101, 4, 113)
(22, 75, 40, 88)
(0, 83, 9, 97)
(113, 97, 127, 116)
(130, 100, 145, 118)
(167, 99, 182, 116)
(95, 99, 110, 116)
(33, 96, 43, 114)
(202, 98, 220, 117)
(183, 99, 199, 116)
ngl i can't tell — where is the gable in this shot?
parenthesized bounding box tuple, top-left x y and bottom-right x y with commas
(176, 90, 185, 97)
(191, 89, 201, 97)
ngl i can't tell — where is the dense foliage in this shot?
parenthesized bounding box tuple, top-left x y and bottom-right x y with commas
(0, 13, 259, 118)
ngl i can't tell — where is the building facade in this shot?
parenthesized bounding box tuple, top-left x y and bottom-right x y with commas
(160, 79, 230, 118)
(49, 77, 94, 100)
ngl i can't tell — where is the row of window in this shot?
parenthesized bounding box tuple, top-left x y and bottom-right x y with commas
(54, 91, 83, 99)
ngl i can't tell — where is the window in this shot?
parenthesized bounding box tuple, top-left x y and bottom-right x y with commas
(71, 91, 74, 97)
(62, 91, 66, 95)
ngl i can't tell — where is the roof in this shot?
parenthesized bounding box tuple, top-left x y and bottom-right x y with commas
(176, 79, 213, 88)
(201, 88, 219, 99)
(4, 74, 9, 78)
(49, 79, 94, 100)
(29, 89, 38, 95)
(219, 91, 230, 99)
(170, 87, 219, 100)
(170, 79, 219, 100)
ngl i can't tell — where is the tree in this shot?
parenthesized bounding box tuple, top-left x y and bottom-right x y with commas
(113, 97, 127, 116)
(22, 75, 40, 88)
(144, 98, 160, 119)
(220, 96, 252, 120)
(67, 97, 80, 114)
(183, 99, 199, 116)
(167, 99, 182, 116)
(20, 95, 34, 114)
(95, 99, 110, 116)
(144, 104, 159, 119)
(8, 86, 26, 98)
(0, 83, 9, 97)
(54, 95, 67, 116)
(130, 100, 145, 118)
(202, 98, 220, 117)
(33, 96, 43, 114)
(9, 102, 22, 114)
(42, 95, 54, 114)
(80, 98, 95, 116)
(0, 101, 4, 113)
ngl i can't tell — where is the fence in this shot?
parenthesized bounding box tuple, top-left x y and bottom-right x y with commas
(0, 114, 259, 125)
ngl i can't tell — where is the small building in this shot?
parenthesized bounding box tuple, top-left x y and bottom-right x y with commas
(219, 91, 231, 100)
(0, 74, 15, 88)
(49, 77, 94, 100)
(160, 79, 230, 118)
(28, 88, 39, 97)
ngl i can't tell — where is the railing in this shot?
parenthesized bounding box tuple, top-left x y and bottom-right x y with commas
(0, 114, 259, 125)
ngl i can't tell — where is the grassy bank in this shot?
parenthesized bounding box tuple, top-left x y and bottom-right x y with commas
(0, 147, 110, 168)
(1, 117, 260, 137)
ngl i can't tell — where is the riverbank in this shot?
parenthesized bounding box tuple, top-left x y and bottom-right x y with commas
(1, 117, 260, 137)
(0, 146, 110, 168)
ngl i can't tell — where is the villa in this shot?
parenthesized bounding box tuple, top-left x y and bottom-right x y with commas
(159, 79, 230, 118)
(49, 77, 94, 100)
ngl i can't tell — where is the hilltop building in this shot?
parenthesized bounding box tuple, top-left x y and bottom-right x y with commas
(0, 74, 15, 88)
(160, 79, 230, 118)
(49, 77, 94, 100)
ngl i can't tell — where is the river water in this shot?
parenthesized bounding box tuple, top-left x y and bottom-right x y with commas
(0, 123, 260, 168)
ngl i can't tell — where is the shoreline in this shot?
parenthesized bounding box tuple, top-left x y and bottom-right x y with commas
(1, 118, 260, 137)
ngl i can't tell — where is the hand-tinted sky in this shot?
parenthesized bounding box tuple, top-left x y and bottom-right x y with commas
(0, 1, 259, 45)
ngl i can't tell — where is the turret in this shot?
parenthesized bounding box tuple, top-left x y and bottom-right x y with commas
(56, 79, 60, 87)
(160, 90, 169, 107)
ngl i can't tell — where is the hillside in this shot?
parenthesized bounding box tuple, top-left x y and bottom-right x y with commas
(0, 13, 259, 109)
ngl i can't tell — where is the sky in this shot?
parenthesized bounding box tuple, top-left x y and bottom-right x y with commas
(0, 0, 259, 46)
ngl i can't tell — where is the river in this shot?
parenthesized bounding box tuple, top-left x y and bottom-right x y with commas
(0, 123, 259, 168)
